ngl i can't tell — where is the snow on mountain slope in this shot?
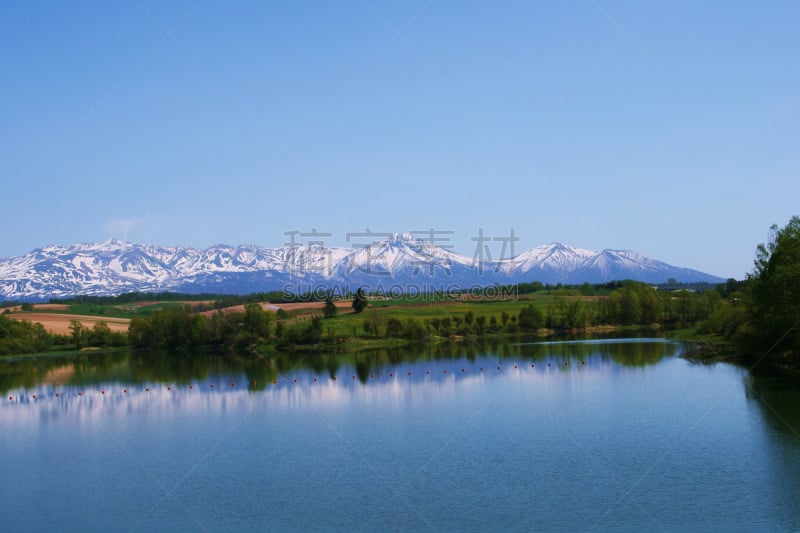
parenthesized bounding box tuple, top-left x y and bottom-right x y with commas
(500, 242, 596, 279)
(0, 235, 724, 299)
(335, 233, 472, 278)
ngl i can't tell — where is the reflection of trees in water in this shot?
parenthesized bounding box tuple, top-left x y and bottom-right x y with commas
(744, 373, 800, 527)
(1, 339, 677, 392)
(745, 373, 800, 444)
(0, 350, 132, 394)
(0, 357, 60, 393)
(503, 340, 674, 367)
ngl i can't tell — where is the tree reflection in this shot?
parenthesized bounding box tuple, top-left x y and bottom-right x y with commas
(1, 338, 679, 393)
(744, 372, 800, 528)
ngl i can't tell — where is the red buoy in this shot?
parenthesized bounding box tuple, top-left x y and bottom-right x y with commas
(273, 380, 277, 384)
(189, 385, 193, 390)
(352, 375, 356, 380)
(168, 386, 172, 391)
(548, 363, 551, 368)
(426, 370, 430, 375)
(313, 377, 317, 382)
(32, 395, 36, 399)
(497, 366, 501, 371)
(332, 376, 337, 381)
(514, 365, 518, 369)
(79, 392, 83, 396)
(8, 396, 11, 401)
(101, 390, 105, 395)
(124, 389, 128, 394)
(408, 371, 412, 376)
(252, 381, 257, 385)
(294, 379, 297, 383)
(146, 388, 150, 392)
(480, 367, 484, 372)
(531, 364, 535, 368)
(444, 369, 448, 374)
(56, 393, 60, 398)
(210, 384, 214, 388)
(231, 383, 236, 387)
(389, 373, 393, 377)
(462, 368, 465, 372)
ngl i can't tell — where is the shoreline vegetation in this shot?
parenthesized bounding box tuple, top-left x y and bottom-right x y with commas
(0, 279, 746, 357)
(2, 216, 799, 377)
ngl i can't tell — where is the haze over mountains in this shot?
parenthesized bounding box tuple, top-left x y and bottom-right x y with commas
(0, 234, 723, 300)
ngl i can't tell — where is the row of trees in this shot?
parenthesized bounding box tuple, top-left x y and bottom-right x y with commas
(354, 284, 725, 342)
(128, 304, 275, 350)
(128, 304, 328, 350)
(68, 320, 128, 350)
(0, 314, 52, 355)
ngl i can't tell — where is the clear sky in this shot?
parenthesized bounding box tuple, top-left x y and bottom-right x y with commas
(2, 1, 798, 279)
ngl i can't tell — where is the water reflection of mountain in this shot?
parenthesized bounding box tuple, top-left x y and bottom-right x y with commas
(0, 339, 678, 394)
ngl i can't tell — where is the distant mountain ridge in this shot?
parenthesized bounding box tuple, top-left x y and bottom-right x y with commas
(0, 235, 723, 300)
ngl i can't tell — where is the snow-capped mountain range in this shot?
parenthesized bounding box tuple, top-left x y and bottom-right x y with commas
(0, 234, 723, 300)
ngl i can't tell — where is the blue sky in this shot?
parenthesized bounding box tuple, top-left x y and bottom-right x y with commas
(2, 1, 798, 279)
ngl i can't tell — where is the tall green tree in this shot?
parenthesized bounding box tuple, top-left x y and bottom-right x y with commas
(243, 303, 272, 337)
(69, 319, 85, 349)
(352, 288, 368, 314)
(322, 295, 337, 318)
(748, 216, 800, 364)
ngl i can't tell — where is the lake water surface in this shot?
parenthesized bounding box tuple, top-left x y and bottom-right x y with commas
(2, 339, 799, 531)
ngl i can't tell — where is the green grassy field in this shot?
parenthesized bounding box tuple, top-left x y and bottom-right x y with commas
(304, 296, 587, 338)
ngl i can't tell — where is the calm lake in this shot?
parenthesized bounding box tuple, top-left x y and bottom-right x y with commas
(2, 339, 799, 531)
